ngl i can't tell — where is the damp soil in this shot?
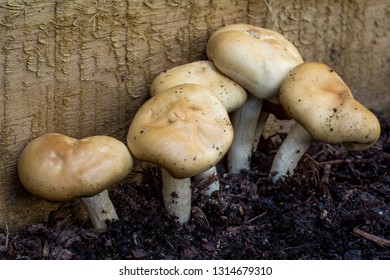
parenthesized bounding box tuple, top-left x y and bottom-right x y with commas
(1, 113, 389, 260)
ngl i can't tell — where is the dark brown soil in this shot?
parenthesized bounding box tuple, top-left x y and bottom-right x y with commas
(1, 113, 389, 260)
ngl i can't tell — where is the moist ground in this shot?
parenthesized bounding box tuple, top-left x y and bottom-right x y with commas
(1, 113, 389, 260)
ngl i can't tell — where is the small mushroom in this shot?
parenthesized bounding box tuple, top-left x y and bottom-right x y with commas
(207, 23, 303, 173)
(150, 60, 247, 194)
(150, 60, 247, 113)
(127, 84, 233, 223)
(18, 133, 133, 231)
(270, 62, 381, 182)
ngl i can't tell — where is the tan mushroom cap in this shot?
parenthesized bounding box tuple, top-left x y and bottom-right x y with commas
(127, 84, 234, 179)
(279, 62, 381, 151)
(207, 23, 303, 102)
(18, 133, 133, 202)
(150, 60, 247, 112)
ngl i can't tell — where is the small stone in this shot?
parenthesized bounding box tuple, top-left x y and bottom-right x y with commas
(344, 250, 362, 260)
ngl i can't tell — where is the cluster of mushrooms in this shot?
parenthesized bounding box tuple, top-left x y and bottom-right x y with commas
(17, 24, 381, 230)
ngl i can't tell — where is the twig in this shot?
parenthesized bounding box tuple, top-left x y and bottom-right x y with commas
(319, 159, 349, 165)
(304, 154, 324, 168)
(263, 0, 280, 29)
(193, 206, 209, 227)
(321, 163, 332, 183)
(246, 211, 267, 224)
(353, 227, 390, 248)
(320, 158, 373, 165)
(195, 173, 218, 189)
(4, 223, 9, 251)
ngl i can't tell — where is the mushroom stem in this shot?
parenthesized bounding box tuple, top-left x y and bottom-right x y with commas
(80, 189, 119, 231)
(193, 166, 219, 195)
(252, 111, 270, 152)
(161, 168, 192, 224)
(269, 122, 313, 182)
(228, 94, 263, 173)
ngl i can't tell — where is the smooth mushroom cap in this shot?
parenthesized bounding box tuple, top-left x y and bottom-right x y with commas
(18, 133, 133, 202)
(127, 84, 234, 178)
(150, 60, 247, 112)
(279, 62, 381, 151)
(207, 23, 303, 102)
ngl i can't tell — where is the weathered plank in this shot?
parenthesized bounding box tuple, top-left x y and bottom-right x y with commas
(253, 0, 390, 112)
(0, 0, 250, 230)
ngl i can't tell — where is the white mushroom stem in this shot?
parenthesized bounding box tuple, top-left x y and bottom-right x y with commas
(228, 94, 263, 173)
(269, 122, 313, 183)
(193, 166, 219, 195)
(80, 189, 119, 231)
(161, 168, 192, 224)
(252, 111, 270, 152)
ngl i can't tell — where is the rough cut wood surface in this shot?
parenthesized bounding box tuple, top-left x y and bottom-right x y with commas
(0, 0, 389, 230)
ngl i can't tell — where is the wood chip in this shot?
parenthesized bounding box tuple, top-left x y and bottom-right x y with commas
(132, 248, 148, 258)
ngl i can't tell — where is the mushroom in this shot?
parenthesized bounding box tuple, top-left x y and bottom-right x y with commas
(18, 133, 133, 231)
(150, 60, 247, 194)
(270, 62, 381, 182)
(150, 60, 247, 113)
(127, 84, 233, 223)
(207, 23, 303, 173)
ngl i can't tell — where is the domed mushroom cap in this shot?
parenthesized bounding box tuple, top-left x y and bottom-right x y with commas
(150, 60, 247, 112)
(279, 62, 381, 151)
(18, 133, 133, 202)
(127, 84, 234, 179)
(207, 23, 303, 102)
